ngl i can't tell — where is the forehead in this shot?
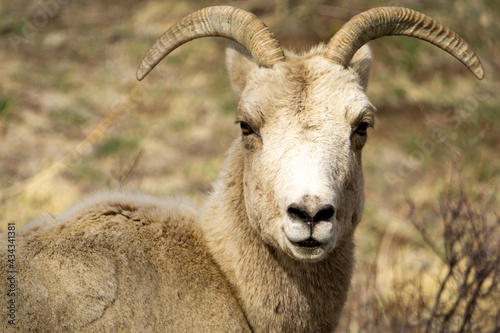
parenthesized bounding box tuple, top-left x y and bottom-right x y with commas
(238, 54, 371, 126)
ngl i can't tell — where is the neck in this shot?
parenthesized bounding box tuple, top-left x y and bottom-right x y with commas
(199, 140, 354, 332)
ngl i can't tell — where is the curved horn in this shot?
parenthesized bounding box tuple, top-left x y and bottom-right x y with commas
(326, 7, 484, 80)
(137, 6, 285, 81)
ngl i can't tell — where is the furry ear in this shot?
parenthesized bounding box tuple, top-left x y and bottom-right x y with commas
(226, 40, 259, 96)
(348, 45, 372, 91)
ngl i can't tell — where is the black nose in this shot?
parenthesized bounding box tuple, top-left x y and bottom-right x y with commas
(287, 203, 335, 228)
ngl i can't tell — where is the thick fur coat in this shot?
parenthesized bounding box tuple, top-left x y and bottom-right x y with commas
(0, 192, 250, 332)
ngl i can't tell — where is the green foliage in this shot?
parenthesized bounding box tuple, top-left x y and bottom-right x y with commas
(50, 108, 88, 125)
(95, 135, 140, 157)
(484, 0, 500, 12)
(0, 95, 9, 116)
(0, 12, 24, 36)
(391, 36, 421, 73)
(169, 118, 190, 132)
(392, 85, 407, 99)
(75, 158, 106, 183)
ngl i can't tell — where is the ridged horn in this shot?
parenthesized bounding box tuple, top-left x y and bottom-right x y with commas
(326, 7, 484, 80)
(137, 6, 285, 81)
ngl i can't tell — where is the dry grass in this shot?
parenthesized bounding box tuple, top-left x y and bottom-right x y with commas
(338, 148, 500, 332)
(1, 0, 499, 331)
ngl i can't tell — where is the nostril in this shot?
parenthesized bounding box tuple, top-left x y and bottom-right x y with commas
(313, 205, 335, 222)
(287, 203, 335, 224)
(287, 205, 311, 222)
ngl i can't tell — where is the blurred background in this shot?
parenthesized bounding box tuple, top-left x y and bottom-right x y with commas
(1, 0, 498, 331)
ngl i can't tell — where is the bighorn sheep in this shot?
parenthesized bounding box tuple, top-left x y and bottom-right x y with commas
(1, 6, 483, 332)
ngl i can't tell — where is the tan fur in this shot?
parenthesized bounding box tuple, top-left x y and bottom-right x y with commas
(1, 44, 374, 331)
(199, 44, 373, 331)
(200, 143, 355, 332)
(0, 191, 250, 332)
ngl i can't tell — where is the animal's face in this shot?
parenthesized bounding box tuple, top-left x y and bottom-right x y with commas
(227, 44, 375, 262)
(137, 6, 483, 262)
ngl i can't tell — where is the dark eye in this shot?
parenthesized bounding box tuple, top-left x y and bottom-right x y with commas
(240, 122, 255, 136)
(354, 122, 370, 136)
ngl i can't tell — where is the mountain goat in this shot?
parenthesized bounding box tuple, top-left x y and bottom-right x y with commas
(1, 6, 483, 332)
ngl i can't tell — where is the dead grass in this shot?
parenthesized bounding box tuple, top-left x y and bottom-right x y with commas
(338, 146, 500, 332)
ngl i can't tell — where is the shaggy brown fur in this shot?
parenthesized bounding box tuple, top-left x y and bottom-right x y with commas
(0, 192, 250, 332)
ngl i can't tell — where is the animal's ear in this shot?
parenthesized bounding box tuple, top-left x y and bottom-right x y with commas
(348, 44, 372, 91)
(226, 40, 259, 96)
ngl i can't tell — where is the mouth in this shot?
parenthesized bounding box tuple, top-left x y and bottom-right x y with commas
(296, 237, 322, 248)
(285, 236, 330, 262)
(282, 223, 336, 262)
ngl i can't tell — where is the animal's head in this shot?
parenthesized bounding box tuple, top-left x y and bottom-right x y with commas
(137, 6, 484, 262)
